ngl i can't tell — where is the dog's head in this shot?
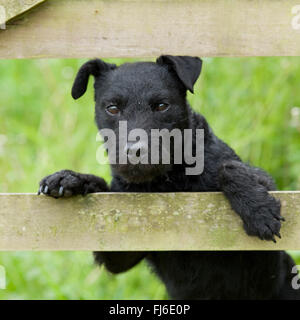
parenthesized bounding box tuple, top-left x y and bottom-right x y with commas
(72, 55, 202, 183)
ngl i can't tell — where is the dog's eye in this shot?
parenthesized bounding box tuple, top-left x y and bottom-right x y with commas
(153, 103, 169, 112)
(106, 105, 120, 115)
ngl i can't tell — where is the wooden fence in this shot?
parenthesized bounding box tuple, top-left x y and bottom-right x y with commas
(0, 192, 299, 250)
(0, 0, 300, 58)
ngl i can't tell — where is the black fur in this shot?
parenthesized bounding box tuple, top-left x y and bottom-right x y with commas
(39, 56, 300, 300)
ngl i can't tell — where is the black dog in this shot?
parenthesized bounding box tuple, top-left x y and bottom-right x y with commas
(39, 56, 300, 299)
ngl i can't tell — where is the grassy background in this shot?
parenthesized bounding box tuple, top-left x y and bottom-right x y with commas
(0, 57, 299, 299)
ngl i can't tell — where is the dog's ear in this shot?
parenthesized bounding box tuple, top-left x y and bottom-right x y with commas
(71, 59, 116, 99)
(156, 55, 202, 93)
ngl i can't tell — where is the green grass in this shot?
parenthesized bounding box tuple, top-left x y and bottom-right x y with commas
(0, 57, 299, 299)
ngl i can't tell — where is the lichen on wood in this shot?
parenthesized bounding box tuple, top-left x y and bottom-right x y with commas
(0, 191, 299, 251)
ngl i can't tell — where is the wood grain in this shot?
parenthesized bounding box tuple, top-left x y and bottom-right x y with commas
(0, 191, 299, 251)
(0, 0, 45, 23)
(0, 0, 300, 58)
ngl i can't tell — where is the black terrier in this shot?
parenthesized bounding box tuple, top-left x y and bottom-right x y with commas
(39, 56, 300, 299)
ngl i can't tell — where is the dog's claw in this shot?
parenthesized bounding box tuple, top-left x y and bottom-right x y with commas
(275, 231, 281, 239)
(59, 186, 64, 197)
(43, 185, 49, 194)
(37, 186, 42, 195)
(280, 216, 285, 222)
(271, 236, 277, 243)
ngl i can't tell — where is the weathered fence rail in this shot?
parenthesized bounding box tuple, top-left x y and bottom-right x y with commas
(0, 191, 299, 251)
(0, 0, 300, 58)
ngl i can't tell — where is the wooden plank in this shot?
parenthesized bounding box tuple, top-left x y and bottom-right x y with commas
(0, 0, 45, 23)
(0, 0, 300, 58)
(0, 191, 299, 251)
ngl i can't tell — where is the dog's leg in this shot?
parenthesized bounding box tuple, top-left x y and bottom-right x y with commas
(218, 160, 283, 242)
(93, 252, 147, 274)
(38, 169, 108, 197)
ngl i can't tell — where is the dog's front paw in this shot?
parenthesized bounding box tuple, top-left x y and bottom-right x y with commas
(242, 197, 284, 243)
(38, 170, 107, 198)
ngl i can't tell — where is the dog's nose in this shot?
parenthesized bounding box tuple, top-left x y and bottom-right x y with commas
(125, 141, 148, 164)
